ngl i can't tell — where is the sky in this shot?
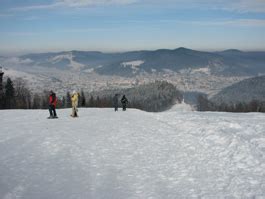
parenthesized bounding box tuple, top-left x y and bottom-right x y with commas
(0, 0, 265, 55)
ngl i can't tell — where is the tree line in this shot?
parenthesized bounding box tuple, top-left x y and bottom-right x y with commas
(197, 94, 265, 112)
(88, 81, 183, 112)
(0, 77, 182, 112)
(2, 76, 265, 113)
(1, 77, 32, 109)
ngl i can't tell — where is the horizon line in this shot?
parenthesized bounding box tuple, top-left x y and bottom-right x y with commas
(1, 47, 265, 57)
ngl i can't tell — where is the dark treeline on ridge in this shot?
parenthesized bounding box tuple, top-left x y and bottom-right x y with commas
(0, 78, 182, 112)
(2, 76, 265, 113)
(197, 94, 265, 113)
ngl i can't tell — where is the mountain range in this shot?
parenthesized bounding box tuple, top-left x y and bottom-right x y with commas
(3, 47, 264, 77)
(1, 47, 265, 99)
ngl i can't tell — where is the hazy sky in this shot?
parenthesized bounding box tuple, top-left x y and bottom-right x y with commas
(0, 0, 265, 55)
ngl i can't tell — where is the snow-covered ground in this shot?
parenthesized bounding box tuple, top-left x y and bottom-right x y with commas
(0, 108, 265, 199)
(167, 101, 195, 112)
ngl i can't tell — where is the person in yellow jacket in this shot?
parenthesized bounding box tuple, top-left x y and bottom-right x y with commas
(71, 90, 79, 117)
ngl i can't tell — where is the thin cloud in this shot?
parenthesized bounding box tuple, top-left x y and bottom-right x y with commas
(229, 0, 265, 13)
(175, 19, 265, 27)
(9, 0, 265, 13)
(12, 0, 138, 11)
(23, 16, 41, 21)
(58, 0, 138, 7)
(0, 13, 13, 17)
(127, 18, 265, 27)
(223, 19, 265, 27)
(143, 0, 265, 13)
(11, 2, 61, 11)
(60, 28, 115, 32)
(0, 32, 37, 36)
(0, 28, 116, 36)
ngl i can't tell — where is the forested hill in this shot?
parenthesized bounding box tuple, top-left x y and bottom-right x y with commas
(89, 81, 183, 112)
(211, 75, 265, 104)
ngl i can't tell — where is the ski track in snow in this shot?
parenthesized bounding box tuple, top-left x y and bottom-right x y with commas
(0, 108, 265, 199)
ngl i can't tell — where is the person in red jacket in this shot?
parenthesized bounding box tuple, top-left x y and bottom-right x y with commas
(48, 90, 58, 118)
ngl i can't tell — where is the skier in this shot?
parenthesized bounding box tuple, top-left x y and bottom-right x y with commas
(121, 95, 128, 111)
(71, 90, 79, 117)
(113, 93, 119, 111)
(48, 90, 58, 119)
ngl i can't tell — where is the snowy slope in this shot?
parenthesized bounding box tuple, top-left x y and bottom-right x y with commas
(0, 108, 265, 198)
(167, 101, 195, 112)
(49, 53, 85, 71)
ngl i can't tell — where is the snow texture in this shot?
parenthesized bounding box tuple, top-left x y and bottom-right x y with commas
(121, 60, 144, 68)
(0, 108, 265, 199)
(191, 67, 211, 75)
(50, 53, 85, 70)
(121, 60, 144, 74)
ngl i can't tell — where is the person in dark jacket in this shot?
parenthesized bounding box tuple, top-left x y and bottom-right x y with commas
(113, 94, 119, 111)
(121, 95, 128, 111)
(48, 90, 58, 118)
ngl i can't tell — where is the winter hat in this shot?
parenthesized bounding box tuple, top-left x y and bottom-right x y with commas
(72, 90, 77, 94)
